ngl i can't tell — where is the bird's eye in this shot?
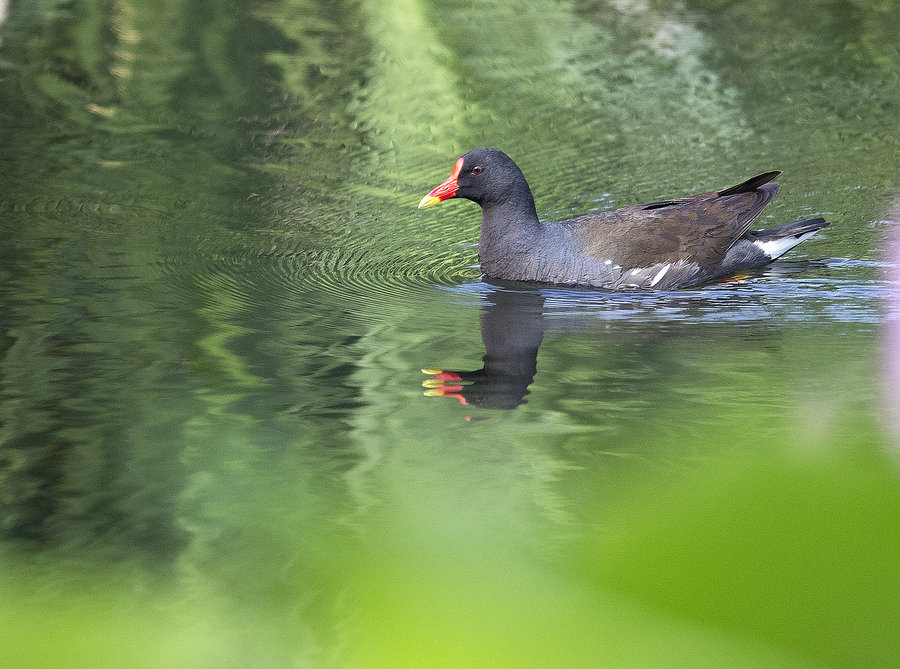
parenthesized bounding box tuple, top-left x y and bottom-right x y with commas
(471, 166, 484, 175)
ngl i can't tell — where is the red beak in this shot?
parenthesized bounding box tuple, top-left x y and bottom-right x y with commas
(418, 157, 464, 208)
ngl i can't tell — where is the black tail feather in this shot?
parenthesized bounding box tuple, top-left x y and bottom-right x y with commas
(718, 170, 782, 196)
(747, 217, 829, 240)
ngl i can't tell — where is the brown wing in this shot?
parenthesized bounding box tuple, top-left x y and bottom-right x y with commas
(569, 173, 781, 272)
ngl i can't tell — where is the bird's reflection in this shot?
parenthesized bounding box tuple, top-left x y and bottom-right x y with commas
(423, 286, 546, 410)
(422, 260, 836, 412)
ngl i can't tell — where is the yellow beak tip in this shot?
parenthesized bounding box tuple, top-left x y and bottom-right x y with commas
(418, 195, 441, 209)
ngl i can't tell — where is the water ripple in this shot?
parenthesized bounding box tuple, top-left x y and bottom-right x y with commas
(442, 258, 886, 328)
(159, 243, 482, 321)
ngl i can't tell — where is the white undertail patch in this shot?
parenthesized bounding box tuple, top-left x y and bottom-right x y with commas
(753, 230, 820, 260)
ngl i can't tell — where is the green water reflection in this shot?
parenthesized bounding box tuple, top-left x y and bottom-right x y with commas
(1, 0, 899, 666)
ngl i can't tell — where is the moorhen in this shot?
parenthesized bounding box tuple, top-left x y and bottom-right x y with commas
(418, 148, 829, 290)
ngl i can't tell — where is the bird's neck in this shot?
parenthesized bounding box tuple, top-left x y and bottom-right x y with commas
(478, 189, 542, 271)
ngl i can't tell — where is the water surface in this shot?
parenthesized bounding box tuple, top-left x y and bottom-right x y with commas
(1, 0, 899, 666)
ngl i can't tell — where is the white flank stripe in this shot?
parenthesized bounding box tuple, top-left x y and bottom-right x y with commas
(649, 263, 671, 287)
